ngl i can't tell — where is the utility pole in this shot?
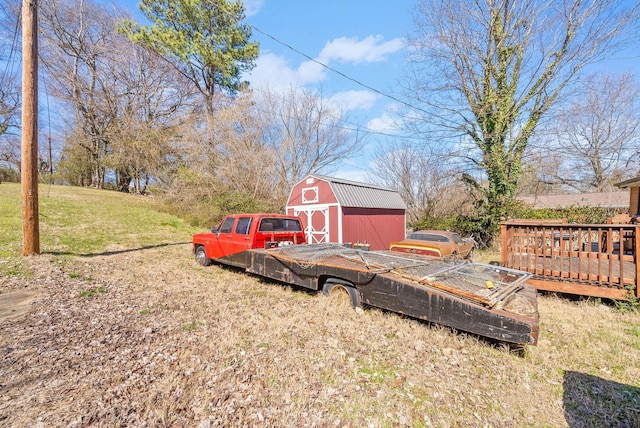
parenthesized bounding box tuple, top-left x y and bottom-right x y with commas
(21, 0, 40, 256)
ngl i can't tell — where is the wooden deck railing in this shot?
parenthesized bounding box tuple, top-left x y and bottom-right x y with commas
(501, 219, 640, 300)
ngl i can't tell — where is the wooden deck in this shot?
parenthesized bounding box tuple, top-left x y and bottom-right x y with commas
(501, 220, 640, 300)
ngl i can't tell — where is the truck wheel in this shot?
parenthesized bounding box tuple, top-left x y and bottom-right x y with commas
(322, 279, 361, 309)
(195, 245, 211, 266)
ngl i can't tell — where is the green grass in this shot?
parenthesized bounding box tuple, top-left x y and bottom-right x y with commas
(78, 286, 108, 298)
(357, 363, 396, 384)
(182, 320, 202, 331)
(0, 182, 198, 275)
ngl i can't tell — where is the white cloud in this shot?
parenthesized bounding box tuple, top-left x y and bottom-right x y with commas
(247, 35, 405, 90)
(367, 111, 402, 133)
(297, 60, 328, 85)
(328, 90, 380, 111)
(248, 53, 331, 89)
(318, 35, 404, 64)
(243, 0, 264, 17)
(248, 53, 300, 89)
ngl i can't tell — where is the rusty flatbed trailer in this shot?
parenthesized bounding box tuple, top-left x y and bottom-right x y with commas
(242, 244, 539, 346)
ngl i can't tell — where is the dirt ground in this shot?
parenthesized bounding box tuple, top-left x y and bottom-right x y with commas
(0, 291, 40, 323)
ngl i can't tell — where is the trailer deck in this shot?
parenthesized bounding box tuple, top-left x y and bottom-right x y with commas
(246, 244, 539, 345)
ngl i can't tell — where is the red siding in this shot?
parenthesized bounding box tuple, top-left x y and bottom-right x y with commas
(341, 208, 405, 250)
(329, 205, 340, 243)
(288, 178, 337, 206)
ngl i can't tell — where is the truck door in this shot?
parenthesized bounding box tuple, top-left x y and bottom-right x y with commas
(226, 216, 254, 262)
(209, 216, 236, 259)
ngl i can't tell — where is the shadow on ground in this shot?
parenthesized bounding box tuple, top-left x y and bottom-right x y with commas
(49, 241, 191, 258)
(563, 370, 640, 427)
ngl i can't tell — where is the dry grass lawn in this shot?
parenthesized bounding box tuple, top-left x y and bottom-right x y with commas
(1, 184, 639, 427)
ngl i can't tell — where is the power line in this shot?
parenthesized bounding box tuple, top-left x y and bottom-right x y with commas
(0, 3, 22, 88)
(241, 85, 430, 144)
(247, 23, 431, 117)
(138, 2, 439, 143)
(236, 21, 434, 142)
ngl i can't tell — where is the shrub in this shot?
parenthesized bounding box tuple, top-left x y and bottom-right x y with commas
(0, 167, 19, 183)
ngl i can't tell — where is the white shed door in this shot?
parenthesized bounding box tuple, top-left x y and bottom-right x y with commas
(294, 206, 329, 244)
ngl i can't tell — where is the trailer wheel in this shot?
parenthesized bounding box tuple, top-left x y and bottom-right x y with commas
(195, 245, 211, 266)
(322, 279, 361, 309)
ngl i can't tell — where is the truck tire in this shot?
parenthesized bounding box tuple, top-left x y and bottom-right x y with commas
(195, 245, 211, 266)
(322, 279, 361, 309)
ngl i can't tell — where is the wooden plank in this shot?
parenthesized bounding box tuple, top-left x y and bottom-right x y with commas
(636, 226, 640, 299)
(526, 279, 629, 300)
(597, 229, 604, 282)
(501, 222, 508, 266)
(618, 226, 625, 288)
(607, 227, 614, 284)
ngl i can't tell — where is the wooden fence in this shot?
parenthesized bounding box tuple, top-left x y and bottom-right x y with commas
(501, 219, 640, 300)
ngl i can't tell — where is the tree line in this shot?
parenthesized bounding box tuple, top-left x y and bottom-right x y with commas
(1, 0, 639, 241)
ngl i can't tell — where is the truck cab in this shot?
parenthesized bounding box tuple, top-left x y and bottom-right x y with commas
(192, 213, 306, 268)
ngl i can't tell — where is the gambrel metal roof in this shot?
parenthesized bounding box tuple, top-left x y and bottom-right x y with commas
(310, 175, 406, 210)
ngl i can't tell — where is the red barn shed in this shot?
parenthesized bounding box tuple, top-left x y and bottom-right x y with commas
(286, 175, 406, 250)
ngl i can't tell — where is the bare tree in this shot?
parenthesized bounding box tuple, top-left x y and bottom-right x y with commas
(106, 44, 196, 193)
(258, 86, 364, 203)
(516, 148, 564, 197)
(39, 0, 194, 190)
(211, 92, 277, 205)
(540, 73, 640, 192)
(0, 135, 20, 178)
(39, 0, 122, 188)
(0, 2, 21, 175)
(369, 140, 457, 223)
(0, 74, 20, 175)
(406, 0, 640, 234)
(0, 74, 19, 139)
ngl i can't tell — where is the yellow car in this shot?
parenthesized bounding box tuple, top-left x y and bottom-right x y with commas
(389, 230, 474, 259)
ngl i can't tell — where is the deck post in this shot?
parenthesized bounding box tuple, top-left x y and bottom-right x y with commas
(635, 225, 640, 299)
(501, 221, 508, 267)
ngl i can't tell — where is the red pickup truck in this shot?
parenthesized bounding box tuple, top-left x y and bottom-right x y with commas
(192, 213, 306, 268)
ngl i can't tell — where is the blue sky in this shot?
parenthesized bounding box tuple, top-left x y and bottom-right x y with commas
(242, 0, 413, 182)
(113, 0, 412, 182)
(113, 0, 640, 184)
(243, 1, 412, 181)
